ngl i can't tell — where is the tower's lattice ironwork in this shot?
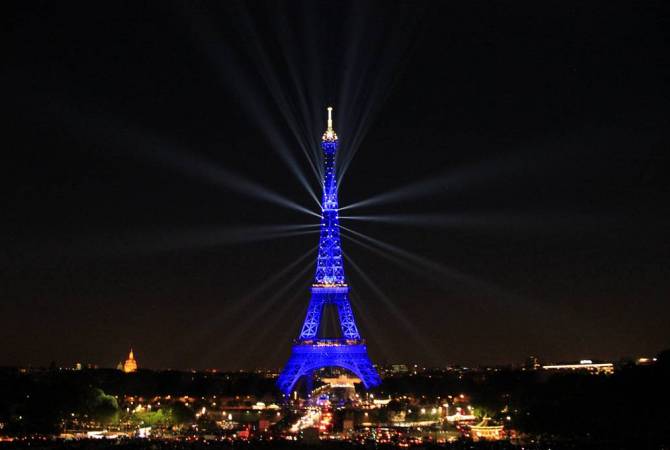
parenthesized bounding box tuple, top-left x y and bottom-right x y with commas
(277, 107, 381, 396)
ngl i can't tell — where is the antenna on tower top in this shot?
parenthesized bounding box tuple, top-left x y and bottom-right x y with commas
(322, 106, 337, 141)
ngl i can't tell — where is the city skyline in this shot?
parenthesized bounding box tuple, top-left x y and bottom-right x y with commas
(4, 1, 670, 371)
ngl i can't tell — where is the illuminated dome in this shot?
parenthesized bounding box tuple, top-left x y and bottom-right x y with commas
(122, 348, 138, 373)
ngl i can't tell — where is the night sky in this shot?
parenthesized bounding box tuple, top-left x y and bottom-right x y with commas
(4, 1, 669, 370)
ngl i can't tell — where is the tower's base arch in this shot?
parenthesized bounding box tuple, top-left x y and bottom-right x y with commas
(277, 342, 381, 396)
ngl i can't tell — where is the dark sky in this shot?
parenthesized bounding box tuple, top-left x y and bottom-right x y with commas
(3, 0, 669, 370)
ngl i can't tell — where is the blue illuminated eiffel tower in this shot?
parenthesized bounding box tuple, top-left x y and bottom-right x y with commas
(277, 107, 381, 396)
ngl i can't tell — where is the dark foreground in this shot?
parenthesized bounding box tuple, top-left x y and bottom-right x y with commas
(2, 354, 669, 449)
(1, 440, 669, 450)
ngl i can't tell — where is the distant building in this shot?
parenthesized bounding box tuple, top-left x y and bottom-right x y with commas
(542, 359, 613, 375)
(314, 374, 361, 403)
(122, 349, 138, 373)
(524, 356, 541, 370)
(635, 357, 657, 366)
(469, 417, 505, 441)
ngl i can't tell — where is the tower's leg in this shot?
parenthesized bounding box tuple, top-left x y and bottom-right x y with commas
(299, 296, 324, 340)
(335, 295, 361, 339)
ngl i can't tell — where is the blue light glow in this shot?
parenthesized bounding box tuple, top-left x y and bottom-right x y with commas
(277, 109, 381, 395)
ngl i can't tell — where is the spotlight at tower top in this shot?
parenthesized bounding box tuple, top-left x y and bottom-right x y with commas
(323, 106, 337, 142)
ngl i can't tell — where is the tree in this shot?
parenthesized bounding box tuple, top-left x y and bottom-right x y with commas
(85, 388, 120, 425)
(133, 409, 169, 428)
(656, 348, 670, 372)
(166, 402, 194, 426)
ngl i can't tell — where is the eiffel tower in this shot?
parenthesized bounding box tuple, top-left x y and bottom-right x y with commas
(277, 107, 381, 396)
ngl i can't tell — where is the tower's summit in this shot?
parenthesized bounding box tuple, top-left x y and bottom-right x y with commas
(322, 106, 337, 142)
